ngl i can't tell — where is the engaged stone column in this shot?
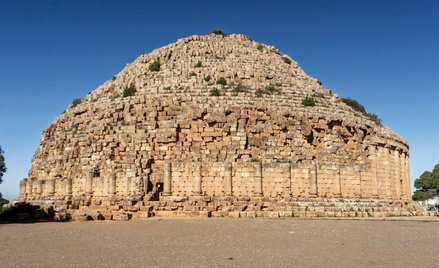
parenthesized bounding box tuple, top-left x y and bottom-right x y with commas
(19, 179, 27, 198)
(369, 146, 379, 198)
(163, 163, 172, 196)
(36, 180, 43, 196)
(193, 162, 202, 196)
(108, 173, 117, 197)
(399, 152, 406, 199)
(283, 162, 292, 197)
(405, 153, 411, 200)
(253, 161, 263, 197)
(309, 160, 318, 197)
(48, 179, 55, 196)
(333, 165, 341, 198)
(224, 162, 233, 196)
(85, 170, 94, 195)
(66, 178, 73, 196)
(394, 150, 401, 199)
(25, 178, 32, 198)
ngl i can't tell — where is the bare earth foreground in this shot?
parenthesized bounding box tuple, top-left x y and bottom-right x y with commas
(1, 218, 438, 267)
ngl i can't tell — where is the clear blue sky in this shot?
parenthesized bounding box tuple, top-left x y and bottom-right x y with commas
(0, 0, 438, 200)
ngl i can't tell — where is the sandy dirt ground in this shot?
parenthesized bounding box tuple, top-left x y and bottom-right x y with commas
(1, 218, 438, 267)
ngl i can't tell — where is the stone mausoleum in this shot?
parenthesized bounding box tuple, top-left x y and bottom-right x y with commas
(17, 33, 421, 219)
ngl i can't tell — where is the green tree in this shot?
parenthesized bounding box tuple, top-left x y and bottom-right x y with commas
(0, 146, 5, 184)
(412, 163, 439, 200)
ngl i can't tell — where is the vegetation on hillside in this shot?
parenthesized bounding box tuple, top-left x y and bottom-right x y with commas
(302, 96, 316, 107)
(216, 77, 227, 86)
(341, 98, 382, 125)
(71, 98, 82, 108)
(149, 60, 161, 72)
(207, 29, 227, 36)
(123, 82, 137, 97)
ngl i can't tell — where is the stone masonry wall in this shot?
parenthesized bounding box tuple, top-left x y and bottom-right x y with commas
(18, 33, 412, 217)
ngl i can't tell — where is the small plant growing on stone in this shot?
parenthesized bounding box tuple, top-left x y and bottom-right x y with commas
(209, 88, 221, 96)
(71, 202, 79, 209)
(207, 29, 227, 36)
(302, 96, 316, 107)
(231, 83, 246, 96)
(266, 85, 280, 94)
(123, 82, 137, 97)
(189, 71, 197, 77)
(249, 158, 260, 162)
(71, 98, 82, 108)
(282, 57, 292, 65)
(216, 77, 227, 86)
(204, 75, 212, 82)
(257, 44, 264, 52)
(276, 159, 292, 163)
(194, 61, 203, 68)
(255, 88, 265, 98)
(148, 60, 161, 72)
(317, 80, 323, 86)
(112, 76, 116, 81)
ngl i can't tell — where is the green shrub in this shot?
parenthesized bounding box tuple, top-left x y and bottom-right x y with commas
(189, 71, 197, 77)
(341, 97, 381, 125)
(255, 88, 264, 98)
(209, 88, 221, 96)
(194, 61, 203, 68)
(148, 60, 161, 72)
(112, 76, 116, 81)
(123, 82, 137, 97)
(257, 44, 264, 52)
(71, 202, 80, 209)
(282, 57, 292, 64)
(255, 85, 280, 97)
(265, 85, 280, 94)
(204, 75, 212, 82)
(231, 83, 246, 96)
(216, 77, 227, 86)
(366, 113, 382, 125)
(207, 29, 227, 36)
(302, 96, 316, 107)
(71, 98, 82, 108)
(341, 98, 366, 114)
(276, 159, 292, 163)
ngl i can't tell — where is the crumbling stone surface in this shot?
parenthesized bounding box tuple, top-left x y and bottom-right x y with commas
(17, 33, 417, 218)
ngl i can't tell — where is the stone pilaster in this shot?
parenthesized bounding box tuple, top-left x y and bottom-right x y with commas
(309, 160, 318, 197)
(48, 179, 55, 196)
(66, 178, 73, 196)
(109, 173, 117, 197)
(369, 146, 379, 198)
(253, 161, 263, 197)
(163, 163, 172, 196)
(19, 179, 27, 199)
(193, 162, 202, 196)
(224, 162, 233, 196)
(283, 162, 292, 197)
(333, 165, 341, 198)
(405, 153, 411, 200)
(394, 150, 401, 199)
(35, 180, 43, 197)
(85, 170, 94, 196)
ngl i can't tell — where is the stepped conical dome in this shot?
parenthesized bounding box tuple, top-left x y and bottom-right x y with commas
(18, 33, 413, 219)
